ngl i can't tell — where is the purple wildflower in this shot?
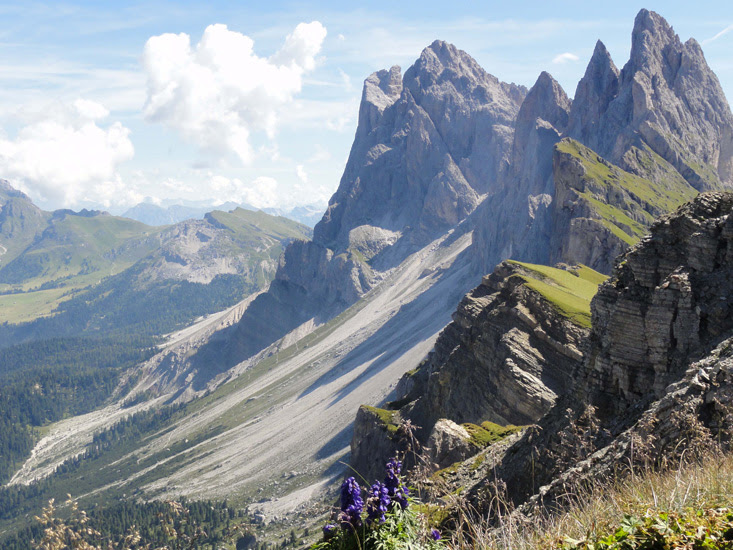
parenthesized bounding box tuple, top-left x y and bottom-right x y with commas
(384, 458, 409, 509)
(339, 477, 364, 528)
(366, 482, 391, 524)
(431, 528, 441, 540)
(322, 524, 337, 540)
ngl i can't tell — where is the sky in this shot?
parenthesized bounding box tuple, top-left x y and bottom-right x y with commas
(0, 1, 731, 214)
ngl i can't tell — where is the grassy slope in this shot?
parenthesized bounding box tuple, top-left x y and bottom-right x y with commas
(0, 208, 311, 326)
(555, 139, 698, 246)
(207, 207, 312, 243)
(508, 261, 607, 328)
(0, 212, 162, 321)
(457, 452, 733, 549)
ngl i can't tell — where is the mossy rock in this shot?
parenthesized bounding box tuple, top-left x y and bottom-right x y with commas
(461, 421, 522, 449)
(361, 405, 400, 435)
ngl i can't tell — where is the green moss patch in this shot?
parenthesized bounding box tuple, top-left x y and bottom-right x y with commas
(508, 261, 607, 328)
(361, 405, 400, 434)
(462, 421, 522, 449)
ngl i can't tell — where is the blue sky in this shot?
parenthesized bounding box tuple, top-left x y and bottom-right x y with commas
(0, 1, 731, 213)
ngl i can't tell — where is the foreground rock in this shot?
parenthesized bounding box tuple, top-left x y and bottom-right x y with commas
(427, 192, 733, 514)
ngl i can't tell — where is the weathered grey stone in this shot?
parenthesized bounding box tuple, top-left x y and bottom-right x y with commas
(426, 419, 475, 470)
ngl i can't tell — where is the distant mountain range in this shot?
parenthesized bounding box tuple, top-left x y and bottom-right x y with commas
(122, 200, 325, 228)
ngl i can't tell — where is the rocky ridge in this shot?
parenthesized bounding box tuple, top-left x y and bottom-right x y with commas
(365, 192, 733, 516)
(568, 10, 733, 189)
(350, 260, 604, 478)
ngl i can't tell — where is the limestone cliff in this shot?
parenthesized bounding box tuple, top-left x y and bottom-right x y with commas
(316, 40, 525, 254)
(567, 10, 733, 190)
(218, 41, 527, 367)
(585, 192, 733, 416)
(475, 72, 570, 270)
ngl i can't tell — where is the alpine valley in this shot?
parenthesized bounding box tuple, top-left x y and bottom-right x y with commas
(1, 9, 733, 549)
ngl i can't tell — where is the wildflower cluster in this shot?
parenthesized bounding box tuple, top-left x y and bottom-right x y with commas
(338, 477, 364, 528)
(384, 458, 409, 509)
(312, 457, 444, 549)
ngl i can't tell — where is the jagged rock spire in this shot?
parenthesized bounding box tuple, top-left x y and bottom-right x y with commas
(566, 40, 619, 148)
(566, 10, 733, 190)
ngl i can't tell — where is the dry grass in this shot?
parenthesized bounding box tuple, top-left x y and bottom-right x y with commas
(440, 450, 733, 549)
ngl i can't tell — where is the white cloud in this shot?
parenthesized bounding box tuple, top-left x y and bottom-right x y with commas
(207, 174, 279, 209)
(0, 99, 134, 207)
(337, 68, 352, 91)
(703, 23, 733, 45)
(296, 164, 308, 183)
(142, 21, 327, 164)
(307, 145, 332, 164)
(552, 52, 580, 64)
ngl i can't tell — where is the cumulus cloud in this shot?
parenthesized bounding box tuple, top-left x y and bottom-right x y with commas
(142, 21, 327, 164)
(296, 164, 308, 183)
(207, 174, 279, 209)
(552, 52, 580, 64)
(0, 99, 134, 207)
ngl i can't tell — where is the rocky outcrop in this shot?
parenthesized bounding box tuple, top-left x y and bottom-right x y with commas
(425, 419, 476, 469)
(348, 260, 601, 477)
(584, 192, 733, 416)
(350, 406, 405, 484)
(397, 262, 592, 434)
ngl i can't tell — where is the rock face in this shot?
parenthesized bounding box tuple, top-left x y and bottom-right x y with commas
(585, 192, 733, 416)
(348, 260, 601, 477)
(350, 406, 405, 485)
(222, 41, 527, 367)
(398, 262, 590, 435)
(568, 10, 733, 190)
(549, 138, 697, 274)
(475, 72, 571, 270)
(425, 419, 476, 469)
(316, 41, 525, 253)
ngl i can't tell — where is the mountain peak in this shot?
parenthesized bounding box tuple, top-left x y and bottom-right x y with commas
(627, 9, 682, 75)
(516, 71, 570, 135)
(632, 9, 676, 42)
(358, 65, 403, 135)
(590, 40, 615, 66)
(0, 179, 31, 203)
(565, 40, 619, 148)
